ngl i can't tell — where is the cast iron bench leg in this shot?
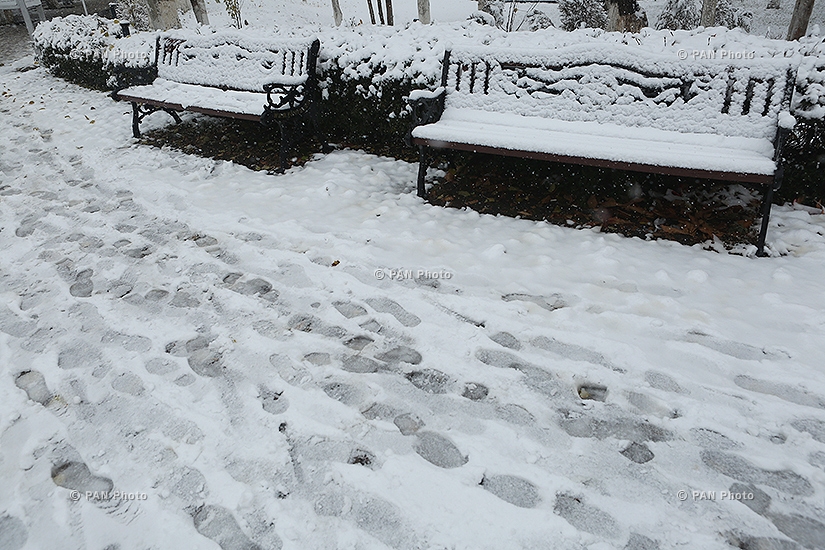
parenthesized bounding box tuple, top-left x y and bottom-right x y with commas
(417, 145, 428, 198)
(131, 102, 141, 138)
(756, 165, 783, 257)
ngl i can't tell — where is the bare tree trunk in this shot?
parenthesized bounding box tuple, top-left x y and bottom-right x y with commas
(417, 0, 430, 24)
(606, 0, 647, 31)
(331, 0, 342, 25)
(787, 0, 815, 39)
(385, 0, 393, 25)
(700, 0, 718, 27)
(145, 0, 182, 29)
(190, 0, 208, 25)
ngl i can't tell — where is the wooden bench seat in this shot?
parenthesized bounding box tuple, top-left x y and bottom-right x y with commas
(408, 44, 800, 256)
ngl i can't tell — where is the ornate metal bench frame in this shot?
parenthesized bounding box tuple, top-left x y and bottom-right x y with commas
(114, 36, 329, 172)
(408, 50, 797, 257)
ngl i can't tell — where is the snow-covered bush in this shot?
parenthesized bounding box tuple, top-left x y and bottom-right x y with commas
(467, 10, 497, 26)
(477, 0, 506, 28)
(524, 9, 555, 31)
(655, 0, 699, 30)
(715, 0, 752, 32)
(33, 15, 155, 90)
(117, 0, 151, 31)
(559, 0, 608, 31)
(795, 56, 825, 120)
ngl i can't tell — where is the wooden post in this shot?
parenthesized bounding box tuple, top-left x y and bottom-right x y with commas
(787, 0, 815, 40)
(366, 0, 376, 23)
(385, 0, 393, 25)
(15, 0, 34, 34)
(700, 0, 718, 27)
(375, 0, 384, 24)
(417, 0, 430, 23)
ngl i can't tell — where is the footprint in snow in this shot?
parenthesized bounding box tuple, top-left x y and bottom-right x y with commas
(625, 533, 660, 550)
(341, 355, 385, 374)
(406, 369, 452, 394)
(790, 418, 825, 443)
(690, 428, 739, 451)
(502, 293, 568, 312)
(734, 375, 825, 409)
(532, 336, 624, 373)
(683, 331, 786, 361)
(413, 431, 467, 469)
(489, 331, 521, 350)
(701, 450, 814, 496)
(554, 493, 619, 539)
(187, 349, 224, 377)
(15, 370, 53, 406)
(394, 413, 424, 435)
(332, 300, 368, 319)
(731, 482, 825, 549)
(51, 461, 113, 493)
(190, 504, 265, 550)
(620, 442, 654, 464)
(462, 382, 488, 401)
(376, 346, 422, 365)
(57, 345, 107, 374)
(287, 314, 347, 339)
(167, 466, 210, 502)
(345, 335, 374, 351)
(475, 348, 523, 369)
(557, 410, 672, 442)
(323, 381, 362, 406)
(365, 298, 421, 327)
(481, 475, 541, 508)
(644, 370, 688, 394)
(0, 515, 28, 550)
(110, 372, 145, 396)
(69, 268, 93, 298)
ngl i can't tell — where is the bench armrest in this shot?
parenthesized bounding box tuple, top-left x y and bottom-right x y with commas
(407, 87, 445, 126)
(405, 87, 446, 146)
(264, 82, 309, 111)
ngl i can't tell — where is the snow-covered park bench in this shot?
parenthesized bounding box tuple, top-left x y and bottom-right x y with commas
(114, 31, 329, 171)
(408, 45, 800, 256)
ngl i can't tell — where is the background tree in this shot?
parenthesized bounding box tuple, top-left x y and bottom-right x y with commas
(787, 0, 815, 39)
(656, 0, 700, 30)
(559, 0, 608, 30)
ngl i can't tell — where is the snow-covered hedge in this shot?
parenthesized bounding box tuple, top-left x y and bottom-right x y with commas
(33, 15, 156, 90)
(31, 17, 825, 134)
(795, 49, 825, 120)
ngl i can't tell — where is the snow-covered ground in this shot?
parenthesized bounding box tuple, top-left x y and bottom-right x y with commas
(3, 27, 825, 550)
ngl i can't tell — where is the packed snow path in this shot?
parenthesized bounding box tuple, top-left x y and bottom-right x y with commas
(2, 58, 825, 550)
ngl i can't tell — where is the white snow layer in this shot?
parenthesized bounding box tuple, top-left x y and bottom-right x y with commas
(2, 47, 825, 550)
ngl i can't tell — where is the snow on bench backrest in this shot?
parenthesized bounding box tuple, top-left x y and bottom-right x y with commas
(156, 31, 318, 92)
(442, 44, 798, 141)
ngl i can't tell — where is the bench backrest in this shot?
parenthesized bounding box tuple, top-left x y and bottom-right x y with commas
(440, 44, 798, 141)
(155, 31, 319, 92)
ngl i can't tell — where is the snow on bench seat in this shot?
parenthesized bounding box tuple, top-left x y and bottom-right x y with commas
(412, 109, 777, 180)
(116, 79, 268, 120)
